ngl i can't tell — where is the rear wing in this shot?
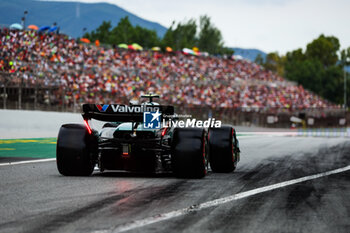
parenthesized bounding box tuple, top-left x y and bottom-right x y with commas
(82, 104, 174, 122)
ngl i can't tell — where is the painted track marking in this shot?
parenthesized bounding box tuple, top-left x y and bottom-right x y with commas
(0, 159, 99, 171)
(106, 164, 350, 233)
(0, 158, 56, 166)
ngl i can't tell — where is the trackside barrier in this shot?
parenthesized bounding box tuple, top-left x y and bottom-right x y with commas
(297, 128, 350, 137)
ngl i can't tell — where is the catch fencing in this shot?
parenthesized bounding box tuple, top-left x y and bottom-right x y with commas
(1, 72, 348, 128)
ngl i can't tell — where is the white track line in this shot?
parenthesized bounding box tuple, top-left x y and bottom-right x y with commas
(0, 158, 56, 166)
(109, 164, 350, 233)
(0, 158, 101, 169)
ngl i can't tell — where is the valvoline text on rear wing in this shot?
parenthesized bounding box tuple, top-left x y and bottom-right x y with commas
(82, 104, 174, 122)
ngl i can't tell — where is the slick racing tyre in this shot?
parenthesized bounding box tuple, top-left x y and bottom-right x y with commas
(209, 125, 238, 173)
(56, 124, 98, 176)
(171, 128, 208, 178)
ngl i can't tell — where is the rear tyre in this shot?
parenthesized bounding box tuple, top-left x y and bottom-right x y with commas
(209, 125, 237, 173)
(171, 128, 207, 178)
(56, 124, 98, 176)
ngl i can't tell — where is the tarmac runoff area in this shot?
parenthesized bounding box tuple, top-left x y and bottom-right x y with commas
(0, 109, 350, 233)
(0, 109, 349, 139)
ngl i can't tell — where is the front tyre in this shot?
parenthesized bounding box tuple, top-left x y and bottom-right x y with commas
(171, 128, 207, 178)
(56, 124, 98, 176)
(209, 125, 238, 173)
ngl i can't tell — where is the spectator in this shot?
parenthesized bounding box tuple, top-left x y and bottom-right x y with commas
(0, 29, 338, 111)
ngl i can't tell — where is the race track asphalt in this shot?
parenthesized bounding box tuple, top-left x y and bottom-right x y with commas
(0, 136, 350, 233)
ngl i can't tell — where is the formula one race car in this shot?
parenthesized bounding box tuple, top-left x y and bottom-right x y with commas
(56, 94, 240, 178)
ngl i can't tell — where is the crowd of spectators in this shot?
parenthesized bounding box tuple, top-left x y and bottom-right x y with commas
(0, 28, 339, 112)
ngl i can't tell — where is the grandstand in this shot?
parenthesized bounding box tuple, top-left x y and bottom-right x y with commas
(0, 28, 345, 127)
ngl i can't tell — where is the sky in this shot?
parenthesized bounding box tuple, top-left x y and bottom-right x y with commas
(54, 0, 350, 54)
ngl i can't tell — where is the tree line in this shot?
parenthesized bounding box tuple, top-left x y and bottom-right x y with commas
(83, 15, 233, 55)
(255, 35, 350, 105)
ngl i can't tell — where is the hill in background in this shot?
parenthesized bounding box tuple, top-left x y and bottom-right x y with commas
(232, 47, 267, 62)
(0, 0, 167, 38)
